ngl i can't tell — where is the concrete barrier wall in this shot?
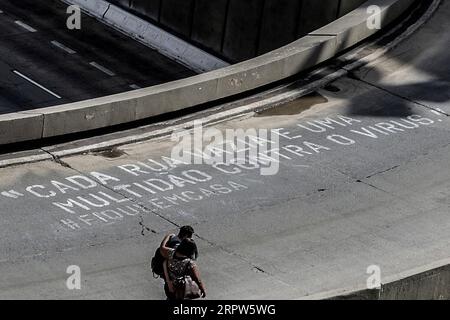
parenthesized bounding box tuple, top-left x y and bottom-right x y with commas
(0, 0, 415, 145)
(110, 0, 368, 62)
(0, 112, 43, 145)
(381, 264, 450, 300)
(311, 0, 416, 51)
(328, 261, 450, 300)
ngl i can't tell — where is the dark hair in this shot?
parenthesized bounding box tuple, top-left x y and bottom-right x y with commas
(178, 225, 194, 239)
(176, 238, 198, 259)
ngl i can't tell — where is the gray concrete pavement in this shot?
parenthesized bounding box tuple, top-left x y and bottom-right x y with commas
(0, 0, 194, 114)
(0, 1, 449, 300)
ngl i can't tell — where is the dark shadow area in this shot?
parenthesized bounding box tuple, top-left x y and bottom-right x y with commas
(328, 0, 450, 119)
(110, 0, 367, 63)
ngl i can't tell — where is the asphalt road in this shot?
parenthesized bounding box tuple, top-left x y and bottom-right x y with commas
(0, 0, 194, 114)
(0, 2, 448, 299)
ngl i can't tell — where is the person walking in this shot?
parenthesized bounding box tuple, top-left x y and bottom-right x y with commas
(152, 226, 198, 299)
(160, 234, 206, 300)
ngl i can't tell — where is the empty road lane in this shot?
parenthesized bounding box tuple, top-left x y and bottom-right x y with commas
(0, 0, 195, 114)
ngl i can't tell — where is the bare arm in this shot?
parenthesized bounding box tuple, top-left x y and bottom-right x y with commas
(159, 233, 176, 259)
(191, 264, 206, 298)
(163, 260, 174, 293)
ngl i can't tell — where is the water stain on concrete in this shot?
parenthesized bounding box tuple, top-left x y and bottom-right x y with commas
(255, 92, 328, 117)
(324, 84, 341, 93)
(93, 147, 127, 159)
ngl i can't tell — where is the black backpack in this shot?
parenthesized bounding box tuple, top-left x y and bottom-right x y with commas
(151, 236, 181, 278)
(151, 248, 166, 278)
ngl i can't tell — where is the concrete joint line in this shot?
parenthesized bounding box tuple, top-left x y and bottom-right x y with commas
(102, 3, 110, 19)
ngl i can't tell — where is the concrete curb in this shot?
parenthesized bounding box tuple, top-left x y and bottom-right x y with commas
(0, 0, 416, 146)
(62, 0, 228, 73)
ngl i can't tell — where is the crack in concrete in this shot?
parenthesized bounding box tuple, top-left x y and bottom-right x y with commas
(365, 165, 400, 179)
(138, 215, 156, 236)
(355, 179, 392, 195)
(40, 149, 281, 280)
(253, 266, 266, 274)
(191, 232, 274, 277)
(191, 233, 297, 288)
(312, 164, 398, 198)
(40, 148, 180, 230)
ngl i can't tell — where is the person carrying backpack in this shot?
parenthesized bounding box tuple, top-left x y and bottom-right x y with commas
(151, 226, 198, 298)
(160, 234, 206, 300)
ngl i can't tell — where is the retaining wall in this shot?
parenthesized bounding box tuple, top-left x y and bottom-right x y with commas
(327, 261, 450, 300)
(110, 0, 368, 62)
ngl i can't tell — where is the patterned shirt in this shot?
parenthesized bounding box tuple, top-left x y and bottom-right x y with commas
(167, 248, 196, 281)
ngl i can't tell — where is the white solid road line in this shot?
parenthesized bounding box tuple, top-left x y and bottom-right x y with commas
(13, 70, 62, 99)
(14, 20, 37, 32)
(50, 40, 77, 54)
(89, 62, 116, 76)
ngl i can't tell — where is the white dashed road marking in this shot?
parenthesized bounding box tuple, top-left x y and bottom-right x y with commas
(14, 20, 37, 32)
(89, 62, 116, 76)
(129, 84, 141, 90)
(13, 70, 62, 99)
(51, 40, 77, 54)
